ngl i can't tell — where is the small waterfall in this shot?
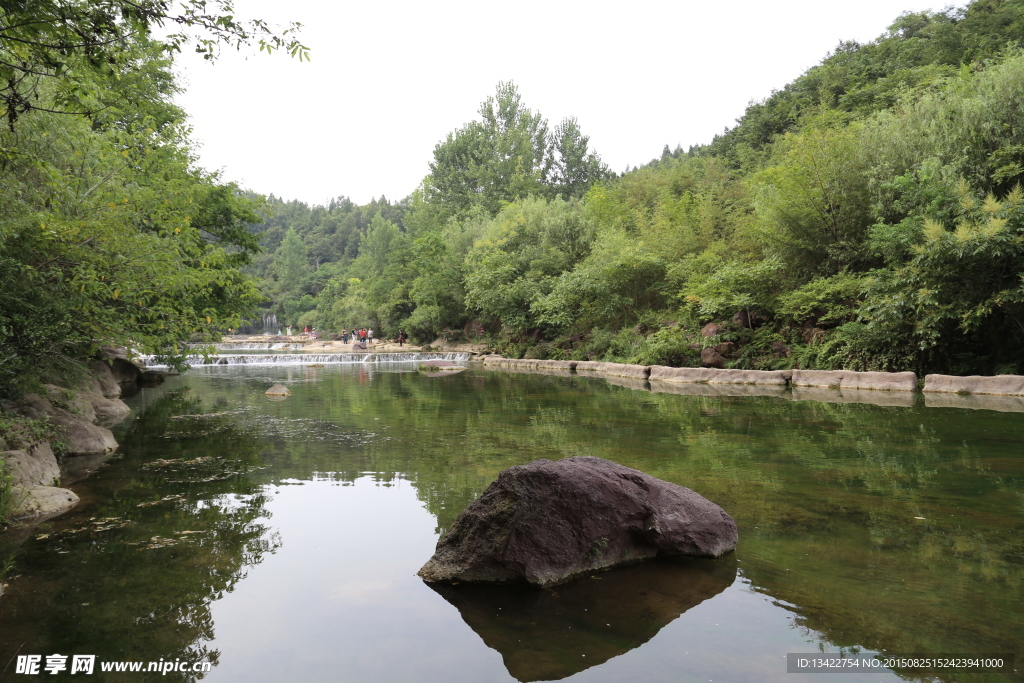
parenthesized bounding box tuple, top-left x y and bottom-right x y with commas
(234, 310, 279, 335)
(262, 311, 279, 334)
(187, 342, 305, 351)
(140, 352, 471, 367)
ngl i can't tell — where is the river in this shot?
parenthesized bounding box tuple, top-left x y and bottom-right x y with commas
(0, 360, 1020, 682)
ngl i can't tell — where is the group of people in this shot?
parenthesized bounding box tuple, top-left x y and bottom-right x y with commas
(341, 328, 373, 345)
(269, 325, 406, 346)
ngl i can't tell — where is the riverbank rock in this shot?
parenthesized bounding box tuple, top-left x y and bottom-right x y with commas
(88, 392, 131, 427)
(138, 370, 173, 386)
(110, 358, 142, 384)
(3, 443, 79, 520)
(3, 443, 61, 488)
(40, 385, 130, 427)
(700, 347, 726, 369)
(701, 322, 723, 338)
(14, 394, 118, 455)
(265, 384, 291, 397)
(7, 485, 80, 520)
(418, 456, 737, 587)
(87, 360, 122, 398)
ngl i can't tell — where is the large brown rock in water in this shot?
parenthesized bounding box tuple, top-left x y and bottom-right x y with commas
(417, 456, 737, 587)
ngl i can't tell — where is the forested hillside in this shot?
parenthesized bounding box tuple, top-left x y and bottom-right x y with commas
(6, 0, 1024, 394)
(256, 0, 1024, 376)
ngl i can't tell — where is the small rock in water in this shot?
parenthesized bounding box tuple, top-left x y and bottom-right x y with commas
(418, 456, 737, 587)
(419, 361, 466, 377)
(265, 384, 291, 397)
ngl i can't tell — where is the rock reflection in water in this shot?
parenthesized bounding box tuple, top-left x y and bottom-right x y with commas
(429, 556, 736, 682)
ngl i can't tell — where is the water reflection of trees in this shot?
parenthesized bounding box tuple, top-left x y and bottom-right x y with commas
(0, 389, 279, 682)
(103, 368, 1023, 680)
(373, 371, 1022, 681)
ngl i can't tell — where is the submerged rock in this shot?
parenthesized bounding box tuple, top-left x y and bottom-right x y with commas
(265, 384, 291, 397)
(418, 456, 737, 587)
(419, 360, 466, 377)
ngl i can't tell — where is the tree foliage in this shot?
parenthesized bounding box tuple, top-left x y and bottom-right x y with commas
(0, 3, 303, 394)
(426, 82, 609, 221)
(0, 0, 308, 128)
(233, 0, 1024, 375)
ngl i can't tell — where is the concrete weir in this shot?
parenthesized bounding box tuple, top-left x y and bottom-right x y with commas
(481, 357, 575, 376)
(648, 366, 789, 386)
(923, 374, 1024, 396)
(478, 356, 1024, 412)
(790, 369, 918, 392)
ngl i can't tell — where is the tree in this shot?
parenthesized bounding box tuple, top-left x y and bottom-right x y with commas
(0, 0, 309, 128)
(427, 82, 606, 220)
(274, 228, 308, 297)
(753, 117, 872, 276)
(549, 116, 610, 199)
(0, 38, 265, 392)
(463, 197, 595, 332)
(860, 182, 1024, 370)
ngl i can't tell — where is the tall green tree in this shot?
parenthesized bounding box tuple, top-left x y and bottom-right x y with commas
(550, 116, 610, 199)
(427, 82, 606, 220)
(274, 228, 309, 298)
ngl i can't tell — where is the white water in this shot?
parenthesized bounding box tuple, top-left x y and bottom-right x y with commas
(187, 342, 305, 350)
(140, 352, 470, 367)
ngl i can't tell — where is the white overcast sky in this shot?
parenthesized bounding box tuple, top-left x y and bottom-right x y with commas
(172, 0, 960, 206)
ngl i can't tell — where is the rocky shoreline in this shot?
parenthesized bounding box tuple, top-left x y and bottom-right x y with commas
(1, 350, 165, 522)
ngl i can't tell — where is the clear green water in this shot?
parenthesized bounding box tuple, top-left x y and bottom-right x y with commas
(1, 363, 1022, 682)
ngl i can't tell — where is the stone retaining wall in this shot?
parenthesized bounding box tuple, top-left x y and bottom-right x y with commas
(572, 361, 602, 373)
(791, 369, 918, 392)
(481, 357, 1024, 403)
(649, 366, 790, 386)
(597, 363, 650, 379)
(480, 357, 576, 376)
(923, 374, 1024, 396)
(567, 361, 650, 378)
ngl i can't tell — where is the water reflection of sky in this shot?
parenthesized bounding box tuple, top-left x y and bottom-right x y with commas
(10, 363, 1017, 683)
(202, 478, 899, 683)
